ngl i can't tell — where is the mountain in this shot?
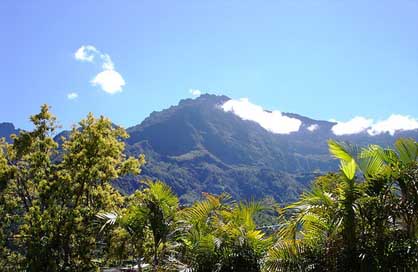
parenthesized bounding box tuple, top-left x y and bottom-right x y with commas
(0, 122, 19, 142)
(120, 95, 319, 202)
(2, 95, 418, 203)
(118, 94, 418, 203)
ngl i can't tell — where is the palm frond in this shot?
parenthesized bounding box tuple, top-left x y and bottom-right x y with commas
(395, 138, 418, 165)
(96, 211, 119, 232)
(182, 199, 213, 224)
(328, 139, 359, 162)
(358, 145, 391, 178)
(340, 158, 356, 180)
(264, 240, 307, 272)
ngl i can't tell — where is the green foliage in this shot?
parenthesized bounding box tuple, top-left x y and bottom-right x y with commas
(266, 138, 418, 271)
(98, 180, 182, 271)
(0, 105, 144, 270)
(180, 193, 272, 272)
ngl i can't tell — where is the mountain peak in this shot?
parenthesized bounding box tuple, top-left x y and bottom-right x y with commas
(178, 93, 230, 107)
(0, 122, 19, 142)
(120, 95, 418, 202)
(0, 122, 16, 130)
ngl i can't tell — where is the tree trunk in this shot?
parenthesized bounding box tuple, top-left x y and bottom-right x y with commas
(153, 246, 158, 272)
(343, 179, 357, 271)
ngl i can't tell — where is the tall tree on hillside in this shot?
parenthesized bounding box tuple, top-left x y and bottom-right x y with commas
(0, 105, 144, 270)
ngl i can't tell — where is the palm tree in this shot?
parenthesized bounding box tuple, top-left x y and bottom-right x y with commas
(355, 138, 418, 239)
(140, 180, 180, 272)
(266, 140, 382, 271)
(97, 180, 181, 272)
(181, 193, 271, 272)
(266, 138, 418, 271)
(180, 193, 234, 271)
(264, 177, 343, 272)
(97, 197, 148, 271)
(391, 139, 418, 238)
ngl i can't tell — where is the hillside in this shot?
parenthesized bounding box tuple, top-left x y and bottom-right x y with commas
(2, 95, 418, 203)
(118, 94, 418, 202)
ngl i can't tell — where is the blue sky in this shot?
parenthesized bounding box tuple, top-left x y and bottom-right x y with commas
(1, 0, 418, 130)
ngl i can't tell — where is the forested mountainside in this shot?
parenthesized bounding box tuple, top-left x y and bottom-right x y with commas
(118, 94, 418, 202)
(2, 95, 418, 203)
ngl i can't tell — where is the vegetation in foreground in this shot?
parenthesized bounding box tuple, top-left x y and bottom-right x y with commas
(1, 105, 417, 271)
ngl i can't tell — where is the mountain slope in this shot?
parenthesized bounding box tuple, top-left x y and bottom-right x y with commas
(3, 96, 418, 203)
(0, 122, 19, 142)
(122, 95, 317, 202)
(120, 94, 418, 202)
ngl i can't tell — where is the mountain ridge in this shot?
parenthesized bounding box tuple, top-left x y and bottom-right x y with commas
(2, 95, 418, 203)
(120, 94, 418, 202)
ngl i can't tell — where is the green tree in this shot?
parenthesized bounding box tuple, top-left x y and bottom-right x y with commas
(0, 105, 144, 271)
(182, 193, 271, 272)
(0, 138, 25, 269)
(266, 138, 418, 271)
(264, 174, 343, 272)
(98, 180, 182, 272)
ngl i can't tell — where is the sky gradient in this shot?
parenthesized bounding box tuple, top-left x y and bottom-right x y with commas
(1, 0, 418, 130)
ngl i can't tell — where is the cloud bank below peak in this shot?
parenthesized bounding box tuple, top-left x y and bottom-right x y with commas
(219, 98, 418, 136)
(331, 116, 373, 136)
(221, 98, 302, 134)
(332, 114, 418, 136)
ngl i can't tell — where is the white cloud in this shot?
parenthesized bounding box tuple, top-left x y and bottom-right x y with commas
(100, 53, 114, 70)
(221, 98, 302, 134)
(307, 124, 319, 132)
(91, 70, 125, 94)
(67, 92, 78, 100)
(331, 115, 418, 136)
(331, 116, 373, 136)
(368, 114, 418, 136)
(74, 45, 98, 62)
(189, 89, 202, 97)
(74, 45, 125, 94)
